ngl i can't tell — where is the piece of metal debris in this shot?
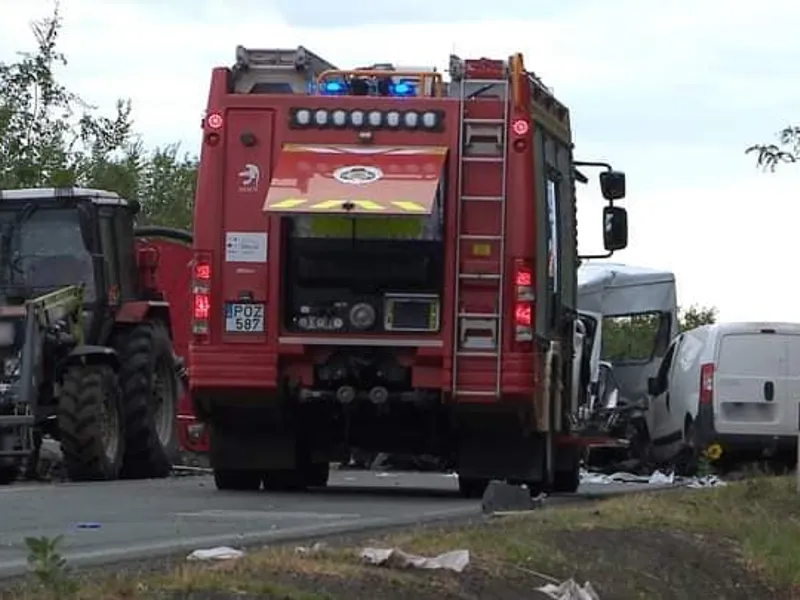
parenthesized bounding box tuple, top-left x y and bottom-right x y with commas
(481, 480, 544, 514)
(537, 578, 600, 600)
(360, 547, 469, 573)
(186, 546, 245, 561)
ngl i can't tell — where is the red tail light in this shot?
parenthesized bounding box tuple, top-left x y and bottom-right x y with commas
(192, 252, 212, 338)
(514, 302, 532, 327)
(193, 293, 210, 320)
(699, 363, 714, 404)
(513, 259, 534, 343)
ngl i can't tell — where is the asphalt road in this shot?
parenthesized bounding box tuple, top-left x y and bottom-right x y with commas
(0, 469, 671, 579)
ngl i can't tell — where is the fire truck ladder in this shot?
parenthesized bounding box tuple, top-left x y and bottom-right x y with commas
(452, 63, 510, 399)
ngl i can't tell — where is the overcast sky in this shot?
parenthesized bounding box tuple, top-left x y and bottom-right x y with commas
(1, 0, 799, 321)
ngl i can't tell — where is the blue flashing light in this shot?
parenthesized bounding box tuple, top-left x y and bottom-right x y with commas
(321, 80, 348, 95)
(391, 81, 417, 97)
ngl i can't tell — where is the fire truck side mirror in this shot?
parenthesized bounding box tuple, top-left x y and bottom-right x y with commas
(603, 205, 628, 252)
(599, 170, 626, 201)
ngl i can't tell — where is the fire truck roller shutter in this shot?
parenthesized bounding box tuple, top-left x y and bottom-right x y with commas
(263, 144, 447, 239)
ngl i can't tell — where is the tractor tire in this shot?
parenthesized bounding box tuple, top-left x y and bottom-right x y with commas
(117, 321, 179, 479)
(58, 364, 124, 481)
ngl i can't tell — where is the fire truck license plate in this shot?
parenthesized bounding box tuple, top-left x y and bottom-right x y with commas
(224, 303, 265, 332)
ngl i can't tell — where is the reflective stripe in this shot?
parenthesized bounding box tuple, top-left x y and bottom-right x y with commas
(391, 200, 427, 212)
(269, 198, 307, 209)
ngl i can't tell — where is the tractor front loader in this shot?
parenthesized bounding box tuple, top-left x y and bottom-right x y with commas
(0, 285, 123, 483)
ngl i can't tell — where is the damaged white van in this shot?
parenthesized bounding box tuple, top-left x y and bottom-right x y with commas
(646, 322, 800, 470)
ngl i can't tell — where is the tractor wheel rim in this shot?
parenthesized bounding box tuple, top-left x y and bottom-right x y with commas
(152, 362, 175, 447)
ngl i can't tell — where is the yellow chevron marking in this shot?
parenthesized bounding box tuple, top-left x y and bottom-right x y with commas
(391, 200, 427, 212)
(309, 200, 343, 209)
(270, 198, 307, 209)
(352, 200, 385, 210)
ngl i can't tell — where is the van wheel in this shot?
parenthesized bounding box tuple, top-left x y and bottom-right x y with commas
(675, 419, 700, 476)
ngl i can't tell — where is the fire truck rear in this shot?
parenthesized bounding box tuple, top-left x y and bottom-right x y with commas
(189, 46, 629, 496)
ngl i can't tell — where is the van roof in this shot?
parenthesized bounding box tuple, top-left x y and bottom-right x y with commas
(695, 321, 800, 336)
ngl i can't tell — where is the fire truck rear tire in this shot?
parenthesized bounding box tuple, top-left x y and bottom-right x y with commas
(458, 476, 488, 499)
(58, 364, 124, 481)
(551, 464, 581, 493)
(214, 468, 262, 491)
(117, 321, 179, 480)
(305, 462, 330, 488)
(0, 465, 17, 485)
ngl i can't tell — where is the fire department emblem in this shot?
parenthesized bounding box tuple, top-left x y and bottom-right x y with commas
(333, 165, 383, 185)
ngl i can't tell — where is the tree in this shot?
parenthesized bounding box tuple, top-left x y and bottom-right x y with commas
(678, 304, 718, 332)
(746, 125, 800, 171)
(0, 1, 197, 229)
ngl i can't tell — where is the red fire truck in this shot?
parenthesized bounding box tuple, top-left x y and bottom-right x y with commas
(188, 46, 629, 497)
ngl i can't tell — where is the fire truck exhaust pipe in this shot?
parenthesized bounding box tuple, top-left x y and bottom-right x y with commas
(368, 386, 389, 405)
(336, 386, 356, 404)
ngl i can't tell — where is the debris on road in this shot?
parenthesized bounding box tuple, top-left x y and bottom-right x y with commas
(481, 480, 545, 514)
(75, 522, 101, 529)
(186, 546, 245, 561)
(580, 468, 726, 488)
(537, 578, 601, 600)
(294, 542, 328, 556)
(360, 547, 470, 573)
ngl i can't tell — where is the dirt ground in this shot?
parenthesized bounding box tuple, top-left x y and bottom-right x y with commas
(6, 476, 800, 600)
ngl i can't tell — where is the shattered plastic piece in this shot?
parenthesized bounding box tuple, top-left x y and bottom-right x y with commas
(686, 474, 727, 488)
(360, 547, 469, 572)
(647, 470, 674, 485)
(295, 542, 327, 555)
(186, 546, 245, 561)
(537, 578, 600, 600)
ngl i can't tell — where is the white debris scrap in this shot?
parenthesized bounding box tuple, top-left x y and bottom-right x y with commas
(295, 542, 327, 555)
(360, 547, 469, 573)
(580, 468, 726, 488)
(686, 474, 727, 488)
(186, 546, 245, 561)
(537, 578, 600, 600)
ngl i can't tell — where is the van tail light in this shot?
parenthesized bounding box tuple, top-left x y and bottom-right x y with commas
(513, 258, 534, 343)
(699, 363, 714, 404)
(192, 252, 212, 340)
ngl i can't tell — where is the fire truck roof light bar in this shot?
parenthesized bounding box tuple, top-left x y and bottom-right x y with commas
(316, 69, 444, 97)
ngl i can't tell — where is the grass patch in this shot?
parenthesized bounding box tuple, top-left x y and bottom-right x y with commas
(7, 476, 799, 599)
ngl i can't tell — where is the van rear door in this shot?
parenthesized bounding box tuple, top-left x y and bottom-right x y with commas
(714, 326, 799, 436)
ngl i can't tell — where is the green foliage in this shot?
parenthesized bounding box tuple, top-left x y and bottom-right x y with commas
(0, 1, 197, 229)
(601, 305, 718, 362)
(24, 534, 77, 598)
(746, 125, 800, 171)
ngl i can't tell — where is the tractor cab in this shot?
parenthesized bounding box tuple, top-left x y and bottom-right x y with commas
(0, 188, 141, 335)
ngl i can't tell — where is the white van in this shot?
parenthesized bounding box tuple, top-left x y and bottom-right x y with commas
(646, 322, 800, 467)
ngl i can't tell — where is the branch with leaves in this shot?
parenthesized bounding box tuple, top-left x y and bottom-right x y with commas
(746, 125, 800, 171)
